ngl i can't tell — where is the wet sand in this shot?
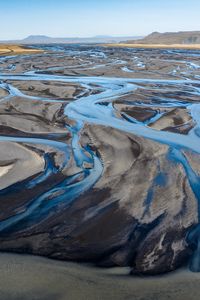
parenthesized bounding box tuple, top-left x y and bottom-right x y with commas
(0, 252, 199, 300)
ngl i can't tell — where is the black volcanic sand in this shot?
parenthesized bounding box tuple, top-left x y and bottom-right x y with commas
(1, 45, 199, 80)
(0, 252, 199, 300)
(1, 44, 200, 281)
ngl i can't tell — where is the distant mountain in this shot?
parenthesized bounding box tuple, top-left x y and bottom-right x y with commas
(22, 35, 53, 43)
(124, 31, 200, 45)
(0, 35, 143, 44)
(93, 35, 113, 38)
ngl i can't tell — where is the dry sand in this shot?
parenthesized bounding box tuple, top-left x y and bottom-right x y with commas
(0, 44, 43, 55)
(106, 43, 200, 50)
(0, 142, 44, 190)
(0, 252, 199, 300)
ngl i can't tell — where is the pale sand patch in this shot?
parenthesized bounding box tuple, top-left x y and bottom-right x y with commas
(0, 88, 9, 99)
(0, 142, 45, 190)
(0, 164, 13, 177)
(0, 48, 12, 54)
(0, 252, 199, 300)
(0, 44, 43, 56)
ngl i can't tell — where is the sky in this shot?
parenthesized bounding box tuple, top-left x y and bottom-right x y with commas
(0, 0, 200, 40)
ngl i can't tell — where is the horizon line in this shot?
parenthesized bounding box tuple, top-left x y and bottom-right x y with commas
(1, 29, 200, 41)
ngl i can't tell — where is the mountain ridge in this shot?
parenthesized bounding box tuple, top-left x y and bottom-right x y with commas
(0, 35, 142, 44)
(123, 31, 200, 45)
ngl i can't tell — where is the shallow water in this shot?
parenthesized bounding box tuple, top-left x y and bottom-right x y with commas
(1, 46, 200, 271)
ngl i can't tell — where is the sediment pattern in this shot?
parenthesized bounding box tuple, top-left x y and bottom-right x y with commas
(0, 45, 200, 274)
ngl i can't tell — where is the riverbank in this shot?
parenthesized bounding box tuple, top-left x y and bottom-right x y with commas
(105, 43, 200, 50)
(0, 252, 199, 300)
(0, 44, 43, 56)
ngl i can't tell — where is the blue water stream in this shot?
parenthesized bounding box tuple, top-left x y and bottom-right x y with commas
(0, 47, 200, 270)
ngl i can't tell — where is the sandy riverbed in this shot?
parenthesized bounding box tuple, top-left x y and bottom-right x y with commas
(0, 252, 199, 300)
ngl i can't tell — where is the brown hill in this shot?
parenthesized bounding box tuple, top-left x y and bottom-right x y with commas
(125, 31, 200, 45)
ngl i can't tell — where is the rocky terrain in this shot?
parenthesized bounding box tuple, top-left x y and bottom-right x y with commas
(0, 44, 200, 275)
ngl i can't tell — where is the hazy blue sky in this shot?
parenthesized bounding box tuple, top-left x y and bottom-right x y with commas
(0, 0, 200, 39)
